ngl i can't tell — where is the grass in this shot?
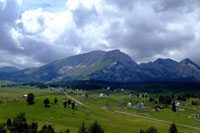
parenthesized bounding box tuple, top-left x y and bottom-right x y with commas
(0, 86, 197, 133)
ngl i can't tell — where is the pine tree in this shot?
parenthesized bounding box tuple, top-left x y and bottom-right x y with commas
(30, 121, 38, 133)
(169, 123, 178, 133)
(39, 125, 55, 133)
(149, 97, 154, 102)
(27, 93, 35, 104)
(72, 102, 75, 110)
(78, 122, 87, 133)
(6, 118, 12, 130)
(140, 129, 145, 133)
(63, 101, 67, 108)
(54, 98, 58, 104)
(89, 121, 104, 133)
(44, 98, 50, 107)
(145, 126, 158, 133)
(65, 129, 70, 133)
(68, 99, 72, 106)
(0, 123, 6, 133)
(171, 101, 176, 112)
(12, 113, 29, 132)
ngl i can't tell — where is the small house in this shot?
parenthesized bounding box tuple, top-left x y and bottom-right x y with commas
(127, 102, 132, 107)
(106, 104, 110, 108)
(189, 105, 193, 109)
(81, 94, 88, 97)
(137, 103, 144, 109)
(99, 93, 104, 97)
(105, 94, 109, 96)
(75, 101, 78, 107)
(176, 102, 180, 107)
(176, 102, 180, 110)
(155, 107, 160, 112)
(117, 102, 122, 107)
(62, 98, 67, 103)
(197, 112, 200, 117)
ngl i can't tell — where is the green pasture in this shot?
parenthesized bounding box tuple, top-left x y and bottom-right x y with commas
(0, 86, 198, 133)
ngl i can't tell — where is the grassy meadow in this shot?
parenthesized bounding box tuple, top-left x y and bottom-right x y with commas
(0, 85, 199, 132)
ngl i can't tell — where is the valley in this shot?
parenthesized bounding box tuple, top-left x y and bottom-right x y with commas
(0, 84, 199, 132)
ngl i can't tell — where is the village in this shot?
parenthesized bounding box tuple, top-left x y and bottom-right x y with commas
(53, 86, 200, 126)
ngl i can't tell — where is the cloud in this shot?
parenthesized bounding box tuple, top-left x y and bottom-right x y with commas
(0, 0, 200, 69)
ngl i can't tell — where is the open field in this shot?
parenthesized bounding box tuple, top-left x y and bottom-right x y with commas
(0, 86, 199, 132)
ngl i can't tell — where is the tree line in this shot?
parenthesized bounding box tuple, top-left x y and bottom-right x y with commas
(27, 93, 77, 110)
(139, 123, 178, 133)
(0, 113, 178, 133)
(0, 113, 104, 133)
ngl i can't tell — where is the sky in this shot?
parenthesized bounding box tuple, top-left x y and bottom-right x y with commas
(0, 0, 200, 68)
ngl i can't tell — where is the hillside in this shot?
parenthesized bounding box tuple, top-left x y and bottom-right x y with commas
(0, 50, 200, 83)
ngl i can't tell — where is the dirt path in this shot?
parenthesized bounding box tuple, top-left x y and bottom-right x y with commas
(56, 88, 85, 106)
(115, 111, 200, 130)
(63, 92, 85, 106)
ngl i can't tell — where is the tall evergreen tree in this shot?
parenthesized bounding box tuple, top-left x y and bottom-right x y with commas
(0, 123, 6, 133)
(54, 97, 58, 104)
(68, 99, 72, 106)
(171, 101, 176, 112)
(89, 121, 104, 133)
(44, 98, 50, 107)
(145, 126, 158, 133)
(149, 97, 154, 102)
(72, 102, 75, 110)
(12, 113, 28, 132)
(27, 93, 35, 105)
(63, 101, 67, 108)
(140, 129, 145, 133)
(169, 123, 178, 133)
(65, 129, 70, 133)
(39, 125, 55, 133)
(78, 122, 87, 133)
(6, 118, 12, 130)
(30, 122, 38, 133)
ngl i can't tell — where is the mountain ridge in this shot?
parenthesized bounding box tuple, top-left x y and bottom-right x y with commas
(0, 49, 200, 83)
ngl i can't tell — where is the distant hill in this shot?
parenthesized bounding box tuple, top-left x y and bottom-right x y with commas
(0, 80, 16, 85)
(0, 66, 20, 72)
(0, 50, 200, 83)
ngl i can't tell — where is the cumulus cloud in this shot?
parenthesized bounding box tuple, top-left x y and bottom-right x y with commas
(0, 0, 200, 69)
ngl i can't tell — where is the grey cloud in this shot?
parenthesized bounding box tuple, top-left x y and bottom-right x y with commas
(0, 0, 21, 53)
(104, 0, 197, 63)
(72, 3, 97, 27)
(0, 0, 75, 68)
(105, 0, 138, 11)
(0, 0, 200, 69)
(153, 0, 187, 12)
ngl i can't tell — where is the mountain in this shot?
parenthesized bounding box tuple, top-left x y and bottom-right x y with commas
(0, 50, 200, 83)
(0, 66, 20, 72)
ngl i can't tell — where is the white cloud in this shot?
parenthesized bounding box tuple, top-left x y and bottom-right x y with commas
(18, 8, 74, 43)
(1, 0, 200, 68)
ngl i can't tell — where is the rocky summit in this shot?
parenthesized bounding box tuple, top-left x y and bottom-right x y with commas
(0, 50, 200, 83)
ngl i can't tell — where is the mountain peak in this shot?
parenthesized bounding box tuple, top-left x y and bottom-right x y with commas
(105, 49, 137, 65)
(154, 58, 177, 64)
(180, 58, 200, 69)
(181, 58, 193, 64)
(107, 49, 121, 53)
